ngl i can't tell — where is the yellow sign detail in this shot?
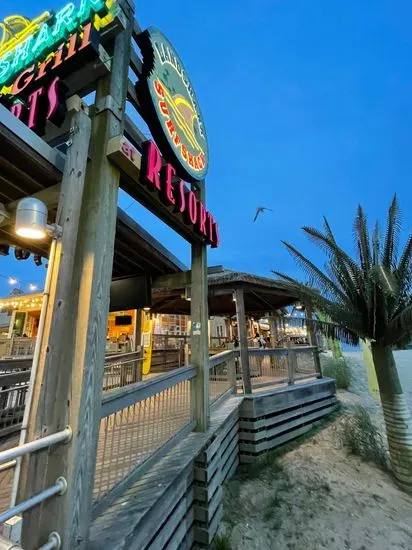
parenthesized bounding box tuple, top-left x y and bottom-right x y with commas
(361, 339, 380, 401)
(142, 315, 153, 376)
(0, 12, 51, 58)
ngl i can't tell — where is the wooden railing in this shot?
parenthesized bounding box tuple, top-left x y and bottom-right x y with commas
(208, 350, 237, 406)
(93, 365, 196, 516)
(247, 346, 321, 390)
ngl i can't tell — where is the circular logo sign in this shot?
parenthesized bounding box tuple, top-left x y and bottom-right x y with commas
(136, 27, 208, 183)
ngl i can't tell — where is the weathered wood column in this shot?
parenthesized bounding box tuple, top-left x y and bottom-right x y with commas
(235, 288, 252, 394)
(269, 315, 278, 348)
(20, 4, 134, 548)
(305, 302, 317, 347)
(190, 182, 209, 431)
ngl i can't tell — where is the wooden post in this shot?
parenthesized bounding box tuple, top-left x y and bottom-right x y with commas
(235, 288, 252, 394)
(20, 6, 134, 548)
(305, 302, 317, 347)
(190, 182, 209, 431)
(314, 349, 323, 378)
(269, 315, 278, 348)
(287, 341, 296, 385)
(228, 352, 237, 393)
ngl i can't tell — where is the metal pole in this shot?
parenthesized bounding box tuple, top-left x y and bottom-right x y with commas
(0, 479, 67, 525)
(0, 427, 71, 465)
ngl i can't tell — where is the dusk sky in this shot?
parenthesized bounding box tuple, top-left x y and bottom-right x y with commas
(0, 0, 411, 296)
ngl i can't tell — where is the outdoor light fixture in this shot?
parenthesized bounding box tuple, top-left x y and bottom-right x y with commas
(143, 307, 151, 311)
(15, 198, 62, 240)
(34, 254, 42, 266)
(29, 284, 37, 291)
(8, 278, 17, 285)
(14, 248, 30, 260)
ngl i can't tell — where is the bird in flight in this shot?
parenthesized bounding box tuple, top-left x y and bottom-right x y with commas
(253, 207, 273, 222)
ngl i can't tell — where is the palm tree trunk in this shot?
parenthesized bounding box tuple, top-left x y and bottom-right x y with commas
(371, 344, 412, 492)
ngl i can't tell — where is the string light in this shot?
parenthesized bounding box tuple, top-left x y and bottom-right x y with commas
(8, 278, 17, 285)
(29, 284, 37, 291)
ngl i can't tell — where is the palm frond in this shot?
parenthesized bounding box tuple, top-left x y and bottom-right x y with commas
(396, 234, 412, 289)
(372, 222, 380, 266)
(382, 194, 400, 269)
(302, 226, 366, 303)
(354, 206, 371, 272)
(384, 304, 412, 346)
(370, 265, 398, 296)
(281, 241, 351, 304)
(311, 318, 359, 346)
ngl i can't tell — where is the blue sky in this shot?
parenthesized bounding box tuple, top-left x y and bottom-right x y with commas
(0, 0, 411, 296)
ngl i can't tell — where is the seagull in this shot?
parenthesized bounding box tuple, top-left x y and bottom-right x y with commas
(253, 207, 273, 222)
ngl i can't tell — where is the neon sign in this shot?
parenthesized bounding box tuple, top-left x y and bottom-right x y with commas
(0, 0, 108, 87)
(136, 27, 209, 183)
(140, 141, 218, 247)
(0, 0, 110, 134)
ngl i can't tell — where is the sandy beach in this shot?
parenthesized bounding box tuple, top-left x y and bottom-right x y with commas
(219, 351, 412, 550)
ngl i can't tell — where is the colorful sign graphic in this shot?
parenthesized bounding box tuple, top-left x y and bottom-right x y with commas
(136, 27, 208, 183)
(107, 136, 220, 247)
(361, 339, 380, 401)
(142, 315, 153, 375)
(0, 0, 111, 134)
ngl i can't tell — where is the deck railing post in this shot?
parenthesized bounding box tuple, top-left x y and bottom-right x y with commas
(314, 348, 323, 378)
(190, 182, 210, 431)
(287, 342, 296, 385)
(228, 352, 237, 394)
(235, 288, 252, 394)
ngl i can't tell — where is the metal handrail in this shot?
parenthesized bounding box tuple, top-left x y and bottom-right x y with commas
(208, 349, 234, 368)
(0, 427, 72, 464)
(0, 478, 67, 524)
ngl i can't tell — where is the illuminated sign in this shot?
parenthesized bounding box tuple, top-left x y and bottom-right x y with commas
(0, 0, 108, 87)
(107, 136, 219, 247)
(0, 0, 110, 134)
(136, 27, 208, 183)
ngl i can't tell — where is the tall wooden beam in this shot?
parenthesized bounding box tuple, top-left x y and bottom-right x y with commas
(235, 288, 252, 394)
(269, 315, 279, 347)
(20, 4, 134, 548)
(305, 302, 317, 346)
(190, 182, 209, 431)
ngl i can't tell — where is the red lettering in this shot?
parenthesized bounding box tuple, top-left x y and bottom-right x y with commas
(181, 144, 188, 160)
(211, 222, 220, 248)
(197, 202, 207, 236)
(141, 141, 161, 190)
(188, 153, 194, 167)
(160, 163, 176, 206)
(121, 140, 131, 158)
(10, 102, 24, 121)
(174, 179, 186, 213)
(47, 77, 67, 127)
(27, 88, 44, 131)
(186, 191, 197, 225)
(65, 31, 78, 60)
(207, 212, 215, 244)
(52, 45, 64, 70)
(12, 65, 35, 94)
(173, 133, 181, 146)
(36, 57, 54, 81)
(166, 119, 175, 136)
(154, 80, 165, 97)
(159, 100, 169, 115)
(78, 22, 92, 51)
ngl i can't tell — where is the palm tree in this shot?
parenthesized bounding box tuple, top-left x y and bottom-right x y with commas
(273, 196, 412, 493)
